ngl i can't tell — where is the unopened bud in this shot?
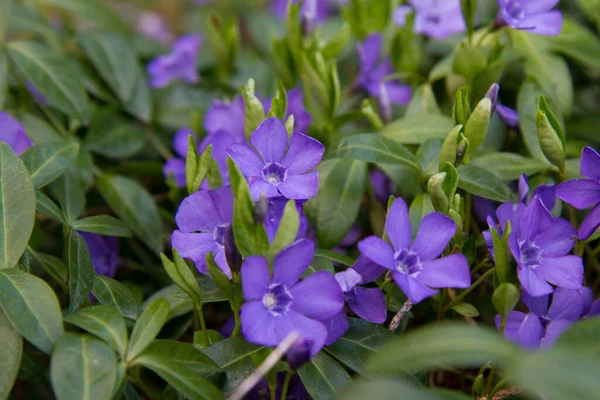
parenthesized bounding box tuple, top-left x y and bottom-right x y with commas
(287, 337, 312, 371)
(224, 224, 242, 274)
(428, 172, 449, 214)
(536, 95, 565, 171)
(301, 0, 317, 36)
(254, 194, 268, 225)
(464, 84, 495, 153)
(484, 83, 499, 113)
(455, 134, 469, 165)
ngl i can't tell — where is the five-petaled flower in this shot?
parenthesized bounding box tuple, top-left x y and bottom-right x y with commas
(358, 198, 471, 304)
(556, 146, 600, 241)
(240, 239, 344, 356)
(393, 0, 466, 39)
(497, 0, 562, 36)
(0, 112, 33, 155)
(171, 186, 234, 277)
(147, 34, 202, 88)
(227, 117, 324, 201)
(508, 195, 583, 297)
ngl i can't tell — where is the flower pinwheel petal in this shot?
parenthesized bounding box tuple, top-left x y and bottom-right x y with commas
(242, 256, 271, 300)
(535, 256, 583, 290)
(357, 236, 395, 270)
(290, 271, 345, 321)
(581, 146, 600, 181)
(556, 179, 600, 210)
(281, 133, 324, 175)
(277, 172, 319, 200)
(323, 310, 349, 346)
(347, 286, 387, 323)
(411, 212, 456, 261)
(227, 144, 264, 176)
(385, 198, 412, 251)
(250, 118, 288, 163)
(419, 255, 471, 289)
(579, 203, 600, 240)
(273, 239, 315, 287)
(393, 273, 438, 304)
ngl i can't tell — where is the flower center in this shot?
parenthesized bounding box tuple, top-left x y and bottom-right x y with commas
(519, 241, 541, 266)
(505, 0, 525, 20)
(262, 283, 293, 316)
(394, 249, 421, 276)
(213, 224, 228, 247)
(262, 163, 287, 185)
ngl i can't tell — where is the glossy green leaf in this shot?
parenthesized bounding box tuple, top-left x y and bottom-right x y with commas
(92, 275, 139, 320)
(472, 153, 548, 180)
(267, 199, 299, 261)
(464, 96, 492, 153)
(326, 318, 393, 372)
(0, 52, 8, 109)
(20, 113, 63, 144)
(50, 170, 85, 223)
(331, 133, 421, 173)
(517, 79, 546, 161)
(0, 307, 22, 400)
(35, 190, 65, 223)
(365, 323, 519, 375)
(7, 41, 89, 119)
(29, 249, 67, 286)
(338, 379, 471, 400)
(162, 250, 203, 304)
(96, 174, 163, 254)
(0, 268, 63, 354)
(83, 110, 145, 159)
(201, 337, 265, 395)
(537, 95, 566, 169)
(241, 79, 265, 140)
(6, 4, 61, 50)
(313, 249, 355, 267)
(406, 84, 441, 115)
(552, 19, 600, 68)
(555, 317, 600, 355)
(71, 215, 132, 237)
(193, 330, 223, 350)
(409, 193, 435, 237)
(321, 22, 351, 59)
(0, 0, 13, 43)
(50, 333, 118, 400)
(21, 141, 79, 188)
(382, 113, 454, 145)
(206, 252, 233, 303)
(316, 159, 367, 248)
(134, 340, 224, 400)
(456, 164, 513, 202)
(492, 283, 520, 318)
(452, 303, 479, 317)
(298, 351, 352, 400)
(64, 305, 127, 358)
(126, 298, 169, 362)
(66, 230, 94, 313)
(0, 143, 36, 269)
(123, 64, 152, 122)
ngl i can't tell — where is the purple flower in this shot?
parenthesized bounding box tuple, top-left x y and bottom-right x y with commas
(137, 11, 174, 44)
(264, 197, 309, 242)
(240, 239, 344, 356)
(227, 118, 323, 201)
(356, 34, 412, 107)
(247, 373, 309, 400)
(286, 337, 312, 370)
(0, 112, 33, 155)
(147, 34, 202, 88)
(163, 128, 195, 187)
(205, 96, 246, 140)
(370, 169, 395, 203)
(556, 147, 600, 241)
(171, 186, 234, 277)
(358, 198, 470, 304)
(324, 256, 387, 345)
(271, 0, 336, 24)
(80, 232, 120, 278)
(497, 0, 562, 36)
(394, 0, 466, 39)
(263, 88, 313, 135)
(508, 195, 583, 297)
(496, 287, 595, 350)
(496, 104, 519, 128)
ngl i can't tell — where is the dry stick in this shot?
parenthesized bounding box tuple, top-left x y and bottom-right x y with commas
(227, 331, 301, 400)
(389, 299, 413, 332)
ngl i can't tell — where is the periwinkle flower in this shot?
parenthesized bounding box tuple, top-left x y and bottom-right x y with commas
(358, 198, 471, 304)
(370, 169, 396, 203)
(163, 128, 195, 187)
(240, 239, 344, 356)
(264, 197, 309, 242)
(227, 118, 324, 201)
(0, 112, 33, 155)
(356, 34, 412, 108)
(394, 0, 466, 39)
(508, 196, 583, 297)
(263, 88, 312, 135)
(271, 0, 336, 24)
(80, 232, 120, 278)
(495, 287, 596, 350)
(556, 146, 600, 240)
(324, 256, 387, 345)
(171, 186, 234, 277)
(247, 373, 309, 400)
(286, 337, 312, 370)
(147, 34, 202, 88)
(497, 0, 562, 36)
(137, 11, 173, 44)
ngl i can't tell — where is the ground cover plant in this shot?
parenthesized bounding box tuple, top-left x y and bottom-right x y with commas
(2, 0, 600, 399)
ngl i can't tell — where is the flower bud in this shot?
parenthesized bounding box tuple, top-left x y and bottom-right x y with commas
(254, 194, 268, 225)
(484, 83, 499, 112)
(536, 95, 565, 171)
(464, 83, 497, 154)
(428, 172, 449, 213)
(224, 224, 242, 274)
(287, 337, 312, 371)
(452, 86, 471, 126)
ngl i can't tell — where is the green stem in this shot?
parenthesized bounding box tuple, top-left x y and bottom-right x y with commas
(280, 369, 294, 400)
(145, 126, 174, 160)
(231, 304, 241, 337)
(379, 278, 392, 290)
(485, 367, 496, 397)
(269, 381, 277, 400)
(444, 268, 495, 312)
(195, 303, 209, 344)
(471, 259, 491, 276)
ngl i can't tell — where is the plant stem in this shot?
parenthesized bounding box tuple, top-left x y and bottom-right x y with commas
(444, 268, 495, 312)
(145, 126, 174, 160)
(195, 303, 209, 344)
(280, 369, 294, 400)
(231, 304, 241, 337)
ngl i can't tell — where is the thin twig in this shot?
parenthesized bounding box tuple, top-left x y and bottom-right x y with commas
(227, 331, 301, 400)
(389, 299, 413, 332)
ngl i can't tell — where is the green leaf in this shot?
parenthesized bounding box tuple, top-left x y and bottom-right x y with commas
(0, 267, 64, 354)
(0, 143, 36, 269)
(472, 153, 548, 180)
(331, 133, 421, 173)
(241, 79, 265, 140)
(321, 22, 351, 59)
(6, 4, 61, 50)
(21, 141, 79, 188)
(35, 190, 64, 224)
(492, 283, 520, 318)
(186, 139, 213, 195)
(0, 52, 8, 109)
(134, 340, 224, 400)
(406, 84, 441, 115)
(71, 215, 132, 237)
(555, 317, 600, 355)
(552, 19, 600, 68)
(313, 249, 356, 267)
(92, 275, 139, 320)
(201, 337, 265, 395)
(537, 95, 566, 170)
(298, 351, 352, 400)
(7, 41, 89, 119)
(452, 41, 487, 79)
(64, 305, 128, 358)
(0, 307, 22, 400)
(50, 333, 118, 400)
(456, 164, 513, 202)
(162, 250, 203, 304)
(37, 0, 130, 37)
(451, 303, 479, 317)
(123, 64, 152, 122)
(326, 318, 392, 372)
(464, 96, 492, 153)
(409, 193, 435, 237)
(78, 32, 137, 103)
(338, 379, 471, 400)
(50, 170, 85, 223)
(96, 174, 164, 254)
(365, 323, 520, 375)
(517, 79, 547, 161)
(83, 110, 145, 159)
(193, 330, 223, 350)
(0, 0, 13, 43)
(66, 230, 95, 313)
(382, 113, 455, 145)
(316, 159, 367, 248)
(267, 200, 299, 261)
(126, 298, 169, 362)
(28, 249, 67, 286)
(206, 253, 233, 303)
(20, 113, 63, 144)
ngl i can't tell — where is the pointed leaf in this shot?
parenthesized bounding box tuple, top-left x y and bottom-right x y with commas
(92, 275, 139, 320)
(298, 351, 352, 400)
(0, 307, 22, 400)
(71, 215, 132, 237)
(21, 141, 79, 188)
(126, 298, 169, 362)
(66, 230, 94, 313)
